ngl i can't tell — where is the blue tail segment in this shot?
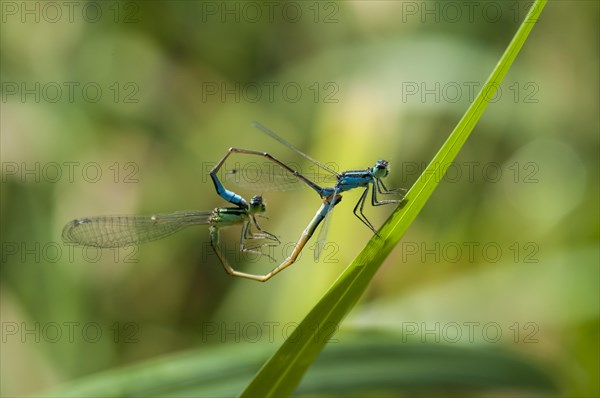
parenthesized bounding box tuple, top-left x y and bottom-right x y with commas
(210, 173, 248, 208)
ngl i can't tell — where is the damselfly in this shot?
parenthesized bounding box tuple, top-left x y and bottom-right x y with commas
(249, 122, 405, 234)
(207, 121, 403, 280)
(212, 122, 405, 242)
(211, 150, 342, 280)
(61, 195, 281, 281)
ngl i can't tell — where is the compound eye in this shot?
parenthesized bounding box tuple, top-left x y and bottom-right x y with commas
(375, 160, 390, 173)
(250, 195, 263, 206)
(373, 160, 390, 178)
(376, 160, 389, 169)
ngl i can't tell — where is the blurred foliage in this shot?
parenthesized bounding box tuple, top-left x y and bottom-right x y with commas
(43, 330, 557, 397)
(1, 1, 598, 397)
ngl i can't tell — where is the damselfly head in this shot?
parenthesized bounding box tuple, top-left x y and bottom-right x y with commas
(373, 159, 390, 178)
(249, 195, 267, 213)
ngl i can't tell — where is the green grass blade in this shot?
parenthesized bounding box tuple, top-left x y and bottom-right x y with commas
(43, 331, 556, 397)
(240, 1, 548, 397)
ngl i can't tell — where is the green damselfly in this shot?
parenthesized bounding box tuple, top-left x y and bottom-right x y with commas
(61, 195, 282, 281)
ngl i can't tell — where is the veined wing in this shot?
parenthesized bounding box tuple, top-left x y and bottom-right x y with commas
(252, 122, 340, 177)
(314, 193, 341, 261)
(314, 205, 334, 261)
(62, 210, 213, 248)
(220, 159, 337, 192)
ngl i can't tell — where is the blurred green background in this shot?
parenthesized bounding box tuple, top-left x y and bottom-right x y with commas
(1, 1, 598, 397)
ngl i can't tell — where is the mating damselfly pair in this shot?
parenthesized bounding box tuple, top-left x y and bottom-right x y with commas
(62, 122, 405, 282)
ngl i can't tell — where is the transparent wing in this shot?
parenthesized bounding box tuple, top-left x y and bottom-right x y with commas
(222, 161, 302, 191)
(252, 122, 340, 176)
(314, 206, 334, 261)
(62, 210, 213, 248)
(313, 189, 344, 261)
(217, 153, 337, 192)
